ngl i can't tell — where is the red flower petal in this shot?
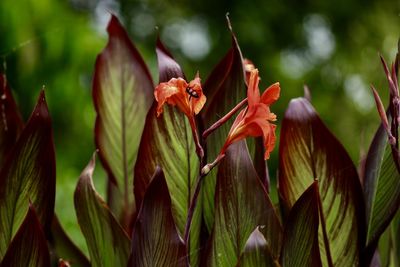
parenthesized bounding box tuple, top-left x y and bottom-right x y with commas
(261, 82, 280, 105)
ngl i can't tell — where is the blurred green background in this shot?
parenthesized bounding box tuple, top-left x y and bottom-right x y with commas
(0, 0, 399, 255)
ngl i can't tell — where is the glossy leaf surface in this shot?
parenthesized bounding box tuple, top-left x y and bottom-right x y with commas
(0, 73, 23, 167)
(278, 97, 365, 266)
(280, 182, 322, 267)
(74, 154, 130, 267)
(364, 118, 400, 246)
(236, 227, 276, 267)
(206, 141, 282, 267)
(93, 15, 154, 226)
(201, 29, 247, 232)
(0, 91, 55, 259)
(130, 167, 187, 267)
(134, 38, 200, 266)
(1, 206, 50, 267)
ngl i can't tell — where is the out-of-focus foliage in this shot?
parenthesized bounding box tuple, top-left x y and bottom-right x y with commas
(0, 0, 398, 255)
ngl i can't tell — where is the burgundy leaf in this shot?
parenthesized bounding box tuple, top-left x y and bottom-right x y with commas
(280, 181, 322, 267)
(134, 38, 201, 266)
(278, 97, 365, 266)
(74, 153, 130, 267)
(0, 73, 23, 167)
(0, 90, 55, 259)
(364, 112, 400, 246)
(235, 227, 276, 267)
(1, 205, 50, 267)
(201, 23, 248, 232)
(130, 167, 187, 267)
(156, 36, 185, 82)
(93, 14, 154, 228)
(205, 141, 282, 267)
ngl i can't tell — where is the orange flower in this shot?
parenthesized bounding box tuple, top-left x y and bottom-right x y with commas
(220, 68, 280, 159)
(154, 73, 206, 118)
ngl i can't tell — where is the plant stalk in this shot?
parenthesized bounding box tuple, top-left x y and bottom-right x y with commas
(202, 98, 247, 139)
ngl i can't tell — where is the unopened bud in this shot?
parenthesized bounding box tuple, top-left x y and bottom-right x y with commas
(201, 164, 211, 176)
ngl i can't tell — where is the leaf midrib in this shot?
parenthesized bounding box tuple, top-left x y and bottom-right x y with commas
(120, 63, 129, 210)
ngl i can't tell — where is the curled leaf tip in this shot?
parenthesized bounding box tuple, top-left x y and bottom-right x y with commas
(304, 84, 312, 102)
(225, 13, 233, 32)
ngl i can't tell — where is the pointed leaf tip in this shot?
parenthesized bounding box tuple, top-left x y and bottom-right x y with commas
(279, 97, 365, 266)
(74, 154, 130, 267)
(371, 86, 391, 137)
(0, 89, 55, 258)
(33, 90, 50, 119)
(364, 109, 400, 249)
(156, 37, 185, 82)
(93, 8, 153, 229)
(303, 85, 312, 102)
(281, 182, 322, 267)
(205, 141, 282, 267)
(135, 37, 200, 265)
(79, 152, 96, 185)
(236, 227, 276, 267)
(107, 14, 122, 33)
(1, 205, 50, 267)
(225, 13, 233, 32)
(130, 167, 186, 267)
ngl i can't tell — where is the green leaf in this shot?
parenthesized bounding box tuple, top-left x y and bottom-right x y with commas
(364, 118, 400, 246)
(201, 27, 247, 232)
(0, 90, 56, 259)
(278, 98, 365, 266)
(74, 153, 130, 267)
(391, 209, 400, 266)
(0, 73, 24, 167)
(130, 167, 187, 267)
(1, 205, 50, 267)
(49, 215, 90, 267)
(93, 14, 154, 228)
(236, 227, 277, 267)
(134, 38, 200, 266)
(280, 182, 322, 267)
(206, 141, 282, 267)
(378, 208, 400, 267)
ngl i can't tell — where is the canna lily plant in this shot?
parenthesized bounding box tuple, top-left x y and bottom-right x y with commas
(0, 13, 399, 267)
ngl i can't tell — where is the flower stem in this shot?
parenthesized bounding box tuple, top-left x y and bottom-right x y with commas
(202, 98, 247, 139)
(183, 153, 225, 245)
(189, 117, 204, 159)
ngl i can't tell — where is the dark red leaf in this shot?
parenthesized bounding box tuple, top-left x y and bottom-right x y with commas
(0, 90, 55, 259)
(280, 182, 322, 267)
(201, 24, 248, 232)
(205, 141, 282, 267)
(93, 14, 154, 228)
(363, 111, 400, 265)
(74, 153, 130, 267)
(134, 37, 201, 266)
(156, 36, 185, 82)
(130, 167, 187, 267)
(278, 97, 365, 266)
(1, 205, 50, 267)
(0, 73, 23, 167)
(235, 227, 276, 267)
